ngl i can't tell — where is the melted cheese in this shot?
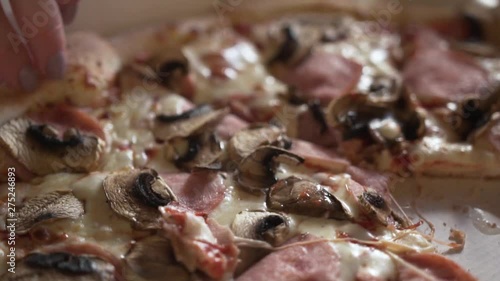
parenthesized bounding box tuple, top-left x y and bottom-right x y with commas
(209, 183, 266, 227)
(319, 21, 401, 93)
(183, 35, 286, 103)
(332, 241, 397, 280)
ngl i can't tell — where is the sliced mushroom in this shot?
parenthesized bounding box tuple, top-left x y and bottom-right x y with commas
(2, 252, 115, 281)
(358, 190, 407, 228)
(267, 23, 324, 66)
(231, 210, 292, 246)
(166, 132, 224, 170)
(16, 191, 84, 234)
(103, 168, 176, 229)
(228, 125, 290, 163)
(447, 84, 500, 140)
(267, 176, 352, 220)
(118, 63, 163, 93)
(154, 105, 228, 141)
(125, 236, 191, 281)
(236, 146, 304, 193)
(148, 49, 190, 90)
(326, 93, 426, 147)
(366, 76, 402, 104)
(0, 118, 105, 176)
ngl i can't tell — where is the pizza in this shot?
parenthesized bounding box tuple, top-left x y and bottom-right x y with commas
(0, 4, 498, 281)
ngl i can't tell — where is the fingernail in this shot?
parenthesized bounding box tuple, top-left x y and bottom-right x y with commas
(19, 66, 39, 92)
(61, 4, 78, 25)
(46, 51, 66, 79)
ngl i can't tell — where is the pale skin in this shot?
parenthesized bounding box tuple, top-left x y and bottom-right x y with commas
(0, 0, 79, 92)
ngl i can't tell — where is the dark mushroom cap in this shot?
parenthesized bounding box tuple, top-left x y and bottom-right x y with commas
(326, 93, 426, 147)
(267, 176, 352, 220)
(236, 146, 304, 193)
(154, 105, 228, 141)
(166, 132, 224, 171)
(231, 210, 293, 246)
(0, 118, 105, 176)
(2, 252, 115, 281)
(228, 125, 289, 163)
(103, 168, 177, 229)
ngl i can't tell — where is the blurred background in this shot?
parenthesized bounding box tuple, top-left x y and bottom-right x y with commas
(68, 0, 499, 39)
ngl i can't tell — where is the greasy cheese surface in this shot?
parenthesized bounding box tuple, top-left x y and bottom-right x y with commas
(1, 15, 491, 280)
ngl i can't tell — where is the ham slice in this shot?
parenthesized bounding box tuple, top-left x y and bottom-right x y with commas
(296, 107, 339, 147)
(397, 252, 477, 281)
(160, 203, 239, 280)
(281, 52, 362, 105)
(290, 139, 349, 172)
(161, 171, 226, 213)
(403, 30, 490, 107)
(28, 104, 105, 140)
(237, 235, 341, 281)
(215, 114, 249, 140)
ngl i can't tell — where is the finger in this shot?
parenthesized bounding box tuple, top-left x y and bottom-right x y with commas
(0, 10, 38, 91)
(57, 0, 79, 25)
(11, 0, 67, 80)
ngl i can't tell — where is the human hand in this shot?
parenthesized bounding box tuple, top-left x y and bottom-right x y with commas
(0, 0, 79, 92)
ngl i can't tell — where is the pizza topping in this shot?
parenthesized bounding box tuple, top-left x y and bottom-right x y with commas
(396, 252, 477, 281)
(294, 102, 339, 147)
(344, 168, 408, 228)
(267, 177, 352, 220)
(166, 132, 224, 170)
(327, 93, 426, 147)
(278, 51, 363, 105)
(0, 118, 105, 178)
(228, 124, 290, 163)
(16, 191, 84, 234)
(9, 252, 115, 281)
(162, 171, 226, 213)
(448, 84, 500, 140)
(403, 43, 490, 107)
(236, 146, 304, 193)
(289, 139, 349, 172)
(102, 168, 177, 229)
(125, 236, 191, 281)
(236, 234, 342, 281)
(231, 210, 292, 246)
(268, 25, 311, 66)
(160, 203, 239, 280)
(149, 50, 190, 88)
(154, 105, 228, 141)
(214, 114, 249, 140)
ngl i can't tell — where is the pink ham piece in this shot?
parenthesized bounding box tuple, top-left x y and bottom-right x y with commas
(281, 52, 362, 105)
(0, 104, 105, 182)
(403, 30, 490, 107)
(296, 107, 339, 147)
(290, 139, 349, 172)
(237, 234, 341, 281)
(161, 171, 226, 213)
(28, 104, 106, 140)
(215, 114, 249, 140)
(160, 202, 239, 280)
(346, 166, 392, 199)
(397, 252, 477, 281)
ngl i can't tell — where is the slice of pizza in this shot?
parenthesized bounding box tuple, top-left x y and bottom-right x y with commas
(0, 5, 490, 281)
